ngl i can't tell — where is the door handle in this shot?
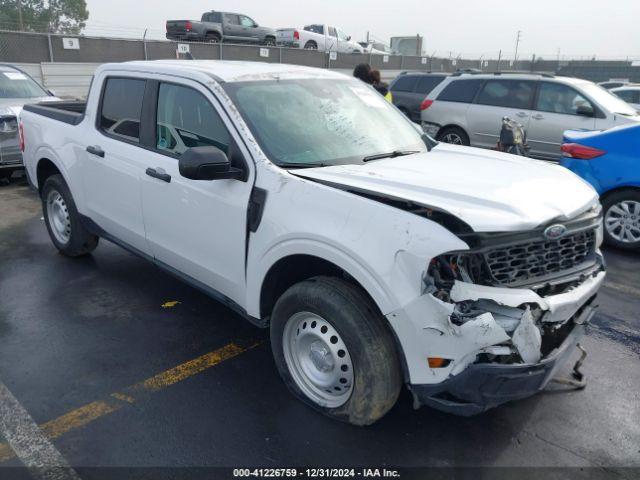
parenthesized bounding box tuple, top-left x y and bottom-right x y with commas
(146, 167, 171, 183)
(516, 111, 528, 118)
(86, 145, 105, 157)
(532, 114, 544, 120)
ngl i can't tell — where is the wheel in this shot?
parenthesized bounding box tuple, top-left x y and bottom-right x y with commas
(304, 41, 318, 50)
(41, 174, 99, 257)
(264, 37, 276, 46)
(602, 190, 640, 251)
(205, 33, 220, 44)
(437, 126, 470, 146)
(0, 170, 12, 182)
(270, 276, 402, 426)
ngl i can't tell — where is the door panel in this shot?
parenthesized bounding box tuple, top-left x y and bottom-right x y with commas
(528, 82, 597, 160)
(141, 81, 253, 304)
(82, 77, 151, 255)
(466, 80, 535, 149)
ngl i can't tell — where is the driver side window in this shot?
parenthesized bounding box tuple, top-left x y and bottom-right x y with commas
(536, 82, 594, 116)
(156, 83, 230, 158)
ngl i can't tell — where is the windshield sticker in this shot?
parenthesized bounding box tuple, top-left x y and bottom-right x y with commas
(349, 86, 385, 108)
(3, 72, 27, 80)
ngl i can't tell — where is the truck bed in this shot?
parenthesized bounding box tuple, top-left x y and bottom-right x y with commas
(22, 101, 86, 126)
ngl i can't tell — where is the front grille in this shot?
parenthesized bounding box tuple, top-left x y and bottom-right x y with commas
(483, 229, 596, 286)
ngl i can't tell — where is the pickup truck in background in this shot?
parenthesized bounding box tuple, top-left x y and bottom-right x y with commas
(20, 60, 605, 425)
(276, 24, 364, 53)
(166, 11, 276, 45)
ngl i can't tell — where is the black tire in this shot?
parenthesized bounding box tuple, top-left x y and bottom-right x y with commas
(205, 33, 220, 44)
(270, 276, 402, 426)
(437, 126, 470, 146)
(601, 189, 640, 251)
(264, 36, 276, 46)
(0, 170, 12, 180)
(304, 40, 318, 50)
(41, 174, 99, 257)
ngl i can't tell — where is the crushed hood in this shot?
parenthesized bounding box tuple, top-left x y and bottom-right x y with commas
(292, 144, 598, 232)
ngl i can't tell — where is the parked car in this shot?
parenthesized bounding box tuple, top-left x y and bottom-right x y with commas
(0, 64, 58, 180)
(561, 123, 640, 251)
(21, 60, 605, 424)
(421, 72, 640, 160)
(358, 41, 392, 55)
(611, 86, 640, 111)
(276, 25, 363, 53)
(389, 72, 448, 122)
(166, 11, 276, 45)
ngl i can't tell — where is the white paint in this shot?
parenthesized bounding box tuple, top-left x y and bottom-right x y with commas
(259, 48, 269, 58)
(177, 43, 190, 54)
(511, 307, 542, 364)
(0, 381, 80, 479)
(61, 38, 80, 50)
(450, 281, 549, 309)
(275, 25, 364, 54)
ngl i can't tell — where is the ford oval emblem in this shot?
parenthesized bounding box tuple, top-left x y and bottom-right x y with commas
(544, 224, 567, 240)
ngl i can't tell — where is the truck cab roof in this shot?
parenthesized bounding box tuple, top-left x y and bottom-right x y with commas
(96, 60, 348, 84)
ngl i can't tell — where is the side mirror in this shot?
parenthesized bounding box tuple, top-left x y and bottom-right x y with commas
(253, 23, 259, 28)
(179, 146, 243, 181)
(576, 104, 595, 117)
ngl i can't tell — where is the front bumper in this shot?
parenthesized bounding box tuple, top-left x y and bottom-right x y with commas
(410, 301, 596, 416)
(421, 121, 441, 138)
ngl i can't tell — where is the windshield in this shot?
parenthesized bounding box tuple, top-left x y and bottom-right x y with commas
(581, 82, 638, 115)
(0, 69, 48, 99)
(224, 79, 427, 167)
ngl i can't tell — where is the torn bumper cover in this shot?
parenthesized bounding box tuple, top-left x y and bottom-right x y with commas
(410, 300, 596, 416)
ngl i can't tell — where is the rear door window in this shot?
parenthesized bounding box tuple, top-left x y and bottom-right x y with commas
(391, 75, 419, 92)
(414, 76, 446, 95)
(327, 26, 337, 37)
(225, 14, 240, 25)
(305, 25, 324, 34)
(475, 80, 535, 109)
(437, 79, 484, 103)
(99, 78, 146, 143)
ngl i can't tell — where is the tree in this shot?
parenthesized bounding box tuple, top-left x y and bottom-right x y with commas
(0, 0, 88, 34)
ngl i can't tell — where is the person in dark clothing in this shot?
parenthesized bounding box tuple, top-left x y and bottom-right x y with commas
(353, 63, 373, 84)
(370, 69, 392, 102)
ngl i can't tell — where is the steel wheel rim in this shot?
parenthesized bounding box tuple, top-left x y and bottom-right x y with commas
(282, 312, 354, 408)
(443, 133, 463, 144)
(605, 200, 640, 243)
(46, 190, 71, 245)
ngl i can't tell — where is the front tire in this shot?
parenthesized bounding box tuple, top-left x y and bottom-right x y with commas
(270, 276, 402, 426)
(42, 174, 99, 257)
(437, 126, 470, 146)
(602, 190, 640, 251)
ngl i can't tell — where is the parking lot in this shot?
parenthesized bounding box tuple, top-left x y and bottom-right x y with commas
(0, 177, 638, 477)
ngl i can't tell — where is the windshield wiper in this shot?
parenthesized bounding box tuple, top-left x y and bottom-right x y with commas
(362, 150, 420, 162)
(280, 162, 328, 169)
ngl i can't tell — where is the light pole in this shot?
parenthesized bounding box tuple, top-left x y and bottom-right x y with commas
(514, 30, 522, 65)
(16, 0, 24, 31)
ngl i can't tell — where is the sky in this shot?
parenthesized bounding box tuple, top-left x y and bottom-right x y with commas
(84, 0, 640, 60)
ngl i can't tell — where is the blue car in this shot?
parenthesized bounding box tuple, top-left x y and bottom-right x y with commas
(561, 123, 640, 251)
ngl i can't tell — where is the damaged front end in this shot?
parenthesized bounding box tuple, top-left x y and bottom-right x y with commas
(394, 210, 606, 415)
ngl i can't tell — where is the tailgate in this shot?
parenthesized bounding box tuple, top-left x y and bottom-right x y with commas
(276, 29, 297, 42)
(166, 20, 191, 35)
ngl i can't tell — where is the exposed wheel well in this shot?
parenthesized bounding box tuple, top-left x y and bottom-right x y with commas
(36, 158, 61, 195)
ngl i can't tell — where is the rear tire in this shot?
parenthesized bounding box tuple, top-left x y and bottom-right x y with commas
(41, 174, 99, 257)
(304, 41, 318, 50)
(602, 189, 640, 251)
(264, 36, 276, 46)
(205, 33, 221, 44)
(270, 276, 402, 426)
(437, 126, 470, 146)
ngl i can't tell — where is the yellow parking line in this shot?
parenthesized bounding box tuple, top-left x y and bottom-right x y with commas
(0, 341, 258, 463)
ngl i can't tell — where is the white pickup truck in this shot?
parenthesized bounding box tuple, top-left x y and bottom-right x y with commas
(20, 60, 605, 425)
(276, 24, 364, 53)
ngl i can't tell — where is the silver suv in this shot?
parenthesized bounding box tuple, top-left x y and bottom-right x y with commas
(421, 72, 640, 160)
